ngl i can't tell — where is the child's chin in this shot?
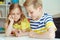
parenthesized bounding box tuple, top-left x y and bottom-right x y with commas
(14, 20, 18, 22)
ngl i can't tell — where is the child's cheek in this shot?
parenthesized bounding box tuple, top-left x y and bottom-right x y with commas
(12, 15, 14, 19)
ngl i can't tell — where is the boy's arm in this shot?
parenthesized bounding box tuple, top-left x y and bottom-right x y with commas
(45, 15, 57, 38)
(45, 21, 57, 38)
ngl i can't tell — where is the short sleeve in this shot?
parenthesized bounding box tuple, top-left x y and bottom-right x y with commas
(45, 15, 53, 23)
(44, 14, 57, 31)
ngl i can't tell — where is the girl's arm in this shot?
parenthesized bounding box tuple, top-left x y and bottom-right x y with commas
(5, 15, 14, 36)
(5, 21, 14, 36)
(15, 30, 29, 37)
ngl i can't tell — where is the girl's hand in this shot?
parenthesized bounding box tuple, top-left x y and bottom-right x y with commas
(22, 29, 26, 32)
(8, 15, 14, 22)
(15, 30, 23, 37)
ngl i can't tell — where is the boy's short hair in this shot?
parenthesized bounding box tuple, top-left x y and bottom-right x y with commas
(23, 0, 43, 8)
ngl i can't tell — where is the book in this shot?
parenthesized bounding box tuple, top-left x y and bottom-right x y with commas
(0, 0, 4, 4)
(0, 10, 2, 17)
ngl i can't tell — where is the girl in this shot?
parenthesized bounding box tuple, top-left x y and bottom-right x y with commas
(5, 4, 31, 37)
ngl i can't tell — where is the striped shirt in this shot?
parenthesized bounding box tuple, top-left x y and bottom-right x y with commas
(30, 13, 53, 30)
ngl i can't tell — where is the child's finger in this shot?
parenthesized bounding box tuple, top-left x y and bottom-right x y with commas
(8, 15, 12, 20)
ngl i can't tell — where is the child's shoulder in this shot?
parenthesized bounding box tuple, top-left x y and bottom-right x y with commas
(39, 13, 52, 21)
(44, 13, 53, 23)
(23, 18, 28, 21)
(43, 13, 53, 19)
(22, 18, 30, 23)
(44, 13, 52, 17)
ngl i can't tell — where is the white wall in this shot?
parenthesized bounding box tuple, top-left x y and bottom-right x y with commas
(43, 0, 60, 18)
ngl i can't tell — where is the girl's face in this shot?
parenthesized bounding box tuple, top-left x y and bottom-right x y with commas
(10, 8, 21, 22)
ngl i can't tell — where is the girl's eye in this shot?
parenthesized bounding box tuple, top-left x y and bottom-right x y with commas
(12, 13, 15, 15)
(17, 13, 20, 15)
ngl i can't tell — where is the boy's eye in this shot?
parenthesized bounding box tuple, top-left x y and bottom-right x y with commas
(30, 12, 33, 14)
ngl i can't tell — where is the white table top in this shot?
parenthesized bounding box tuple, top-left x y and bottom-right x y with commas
(0, 33, 60, 40)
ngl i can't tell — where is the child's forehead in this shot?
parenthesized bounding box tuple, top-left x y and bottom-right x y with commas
(26, 5, 36, 11)
(27, 5, 34, 8)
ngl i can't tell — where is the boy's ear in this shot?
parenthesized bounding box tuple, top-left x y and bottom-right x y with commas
(37, 6, 42, 11)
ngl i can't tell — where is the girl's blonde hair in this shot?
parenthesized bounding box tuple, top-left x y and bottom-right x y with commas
(24, 0, 43, 8)
(7, 4, 26, 25)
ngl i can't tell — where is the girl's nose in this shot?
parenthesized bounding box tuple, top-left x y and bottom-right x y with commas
(28, 13, 31, 17)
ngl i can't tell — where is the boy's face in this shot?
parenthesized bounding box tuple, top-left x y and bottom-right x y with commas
(26, 5, 42, 20)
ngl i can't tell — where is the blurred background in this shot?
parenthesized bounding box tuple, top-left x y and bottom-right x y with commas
(0, 0, 60, 39)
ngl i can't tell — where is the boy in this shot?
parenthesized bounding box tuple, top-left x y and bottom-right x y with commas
(23, 0, 57, 39)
